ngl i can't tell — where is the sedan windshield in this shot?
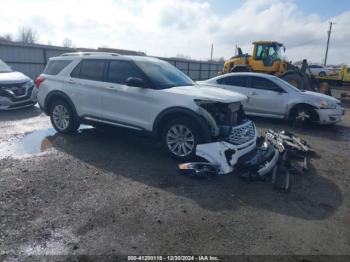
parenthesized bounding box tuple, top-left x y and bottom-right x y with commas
(0, 59, 12, 73)
(134, 60, 194, 89)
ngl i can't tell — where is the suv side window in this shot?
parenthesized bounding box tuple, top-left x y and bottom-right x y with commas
(250, 76, 282, 92)
(71, 60, 106, 81)
(107, 60, 144, 84)
(44, 60, 72, 75)
(217, 76, 248, 87)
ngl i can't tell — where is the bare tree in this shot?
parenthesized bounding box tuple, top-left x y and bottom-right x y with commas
(17, 27, 39, 44)
(0, 33, 13, 41)
(62, 38, 73, 48)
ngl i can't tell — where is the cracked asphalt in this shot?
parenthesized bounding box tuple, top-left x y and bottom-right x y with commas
(0, 95, 350, 261)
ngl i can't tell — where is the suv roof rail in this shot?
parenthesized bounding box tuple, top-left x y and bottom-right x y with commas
(60, 52, 120, 57)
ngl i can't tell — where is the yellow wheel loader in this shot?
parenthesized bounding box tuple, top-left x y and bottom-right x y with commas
(223, 41, 330, 95)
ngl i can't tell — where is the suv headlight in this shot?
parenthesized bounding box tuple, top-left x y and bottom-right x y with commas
(319, 100, 336, 109)
(194, 99, 214, 106)
(23, 80, 34, 88)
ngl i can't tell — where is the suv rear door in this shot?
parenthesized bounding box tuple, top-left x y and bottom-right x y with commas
(70, 59, 107, 118)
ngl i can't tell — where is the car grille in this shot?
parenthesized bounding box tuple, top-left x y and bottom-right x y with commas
(0, 82, 34, 102)
(226, 120, 256, 145)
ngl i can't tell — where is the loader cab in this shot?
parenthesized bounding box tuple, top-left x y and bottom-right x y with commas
(253, 41, 285, 68)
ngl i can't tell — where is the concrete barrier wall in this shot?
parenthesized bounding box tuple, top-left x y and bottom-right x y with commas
(0, 41, 223, 81)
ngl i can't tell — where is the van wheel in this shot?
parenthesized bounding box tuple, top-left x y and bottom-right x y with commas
(162, 117, 201, 161)
(50, 100, 79, 134)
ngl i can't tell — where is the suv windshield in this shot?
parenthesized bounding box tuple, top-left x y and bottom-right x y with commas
(134, 59, 194, 89)
(0, 59, 12, 73)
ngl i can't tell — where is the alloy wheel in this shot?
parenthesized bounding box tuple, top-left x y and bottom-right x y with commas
(296, 110, 310, 122)
(52, 104, 70, 130)
(166, 124, 195, 157)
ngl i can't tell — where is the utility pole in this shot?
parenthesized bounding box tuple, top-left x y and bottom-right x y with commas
(210, 43, 213, 61)
(324, 21, 335, 66)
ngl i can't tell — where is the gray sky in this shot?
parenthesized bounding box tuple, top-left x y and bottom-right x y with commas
(0, 0, 349, 64)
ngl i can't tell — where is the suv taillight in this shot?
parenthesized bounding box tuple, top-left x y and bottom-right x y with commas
(35, 76, 45, 88)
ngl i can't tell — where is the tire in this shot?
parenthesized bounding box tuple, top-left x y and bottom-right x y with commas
(50, 99, 79, 134)
(161, 117, 202, 161)
(289, 105, 318, 126)
(319, 71, 326, 77)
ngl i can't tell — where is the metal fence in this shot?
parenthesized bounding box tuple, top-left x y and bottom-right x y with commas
(0, 41, 223, 81)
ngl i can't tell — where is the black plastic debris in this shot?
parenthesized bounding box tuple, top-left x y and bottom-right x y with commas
(177, 162, 220, 178)
(239, 130, 313, 191)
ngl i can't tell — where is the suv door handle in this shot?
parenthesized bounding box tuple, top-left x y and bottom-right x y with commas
(249, 91, 258, 96)
(68, 79, 75, 84)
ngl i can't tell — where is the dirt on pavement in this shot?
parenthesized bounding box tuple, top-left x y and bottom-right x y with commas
(0, 104, 349, 261)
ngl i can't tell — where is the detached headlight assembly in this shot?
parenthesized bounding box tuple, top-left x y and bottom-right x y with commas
(319, 100, 336, 109)
(23, 80, 34, 88)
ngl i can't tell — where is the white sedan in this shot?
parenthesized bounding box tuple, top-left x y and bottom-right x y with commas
(198, 72, 344, 125)
(307, 64, 335, 77)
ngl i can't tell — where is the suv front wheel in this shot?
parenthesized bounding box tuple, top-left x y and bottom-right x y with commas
(50, 99, 79, 134)
(162, 117, 202, 161)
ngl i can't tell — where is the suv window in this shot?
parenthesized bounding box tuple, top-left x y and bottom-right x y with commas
(250, 76, 282, 92)
(71, 60, 106, 81)
(107, 60, 144, 84)
(44, 60, 72, 75)
(217, 76, 248, 87)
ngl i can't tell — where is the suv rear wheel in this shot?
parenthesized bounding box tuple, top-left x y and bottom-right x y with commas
(162, 117, 201, 161)
(50, 99, 79, 134)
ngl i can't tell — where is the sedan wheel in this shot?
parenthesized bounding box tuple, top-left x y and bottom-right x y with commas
(295, 110, 310, 122)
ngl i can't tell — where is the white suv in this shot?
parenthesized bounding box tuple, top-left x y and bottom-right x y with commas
(37, 52, 256, 161)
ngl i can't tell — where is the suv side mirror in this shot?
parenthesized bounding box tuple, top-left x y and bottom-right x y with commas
(126, 77, 145, 87)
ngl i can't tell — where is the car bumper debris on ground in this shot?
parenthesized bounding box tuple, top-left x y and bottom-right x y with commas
(178, 129, 313, 191)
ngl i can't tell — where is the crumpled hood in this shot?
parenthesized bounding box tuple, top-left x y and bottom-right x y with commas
(162, 84, 247, 103)
(300, 91, 340, 104)
(0, 71, 30, 84)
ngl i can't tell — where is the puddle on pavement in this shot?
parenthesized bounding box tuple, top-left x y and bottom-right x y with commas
(0, 125, 92, 159)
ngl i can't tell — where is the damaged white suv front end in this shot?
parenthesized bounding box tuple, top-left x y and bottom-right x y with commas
(190, 99, 258, 175)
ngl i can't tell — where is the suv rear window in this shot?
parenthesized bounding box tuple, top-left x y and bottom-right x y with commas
(44, 60, 72, 75)
(71, 60, 106, 81)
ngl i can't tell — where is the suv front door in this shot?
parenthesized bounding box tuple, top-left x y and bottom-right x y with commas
(100, 60, 157, 130)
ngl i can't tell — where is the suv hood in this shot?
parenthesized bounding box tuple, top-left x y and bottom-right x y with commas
(300, 91, 340, 103)
(163, 84, 247, 103)
(0, 71, 30, 84)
